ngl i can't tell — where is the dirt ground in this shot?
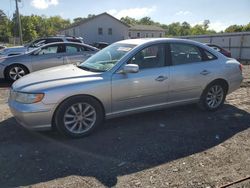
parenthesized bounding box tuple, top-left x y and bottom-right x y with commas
(0, 66, 249, 188)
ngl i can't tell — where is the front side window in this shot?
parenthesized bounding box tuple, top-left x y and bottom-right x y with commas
(170, 43, 202, 65)
(79, 43, 136, 72)
(38, 44, 64, 55)
(129, 44, 165, 69)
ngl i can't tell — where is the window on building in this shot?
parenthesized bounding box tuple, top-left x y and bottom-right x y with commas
(108, 28, 112, 35)
(137, 32, 140, 38)
(98, 27, 103, 35)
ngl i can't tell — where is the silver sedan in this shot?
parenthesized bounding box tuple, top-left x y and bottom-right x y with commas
(8, 38, 243, 138)
(0, 42, 98, 81)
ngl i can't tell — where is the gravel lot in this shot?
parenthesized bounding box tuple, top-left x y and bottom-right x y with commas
(0, 66, 249, 188)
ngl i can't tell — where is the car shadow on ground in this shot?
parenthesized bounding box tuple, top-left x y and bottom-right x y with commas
(0, 104, 249, 187)
(0, 79, 12, 88)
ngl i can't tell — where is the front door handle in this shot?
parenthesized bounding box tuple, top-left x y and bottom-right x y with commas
(200, 70, 211, 75)
(155, 75, 168, 82)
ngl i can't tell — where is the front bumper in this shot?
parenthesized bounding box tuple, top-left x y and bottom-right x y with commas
(8, 99, 56, 131)
(0, 64, 5, 79)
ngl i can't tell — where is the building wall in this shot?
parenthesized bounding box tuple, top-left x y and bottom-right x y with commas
(180, 32, 250, 60)
(60, 14, 129, 45)
(129, 30, 164, 39)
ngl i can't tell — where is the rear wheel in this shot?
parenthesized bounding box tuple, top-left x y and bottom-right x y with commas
(199, 82, 227, 111)
(54, 96, 104, 138)
(5, 64, 29, 81)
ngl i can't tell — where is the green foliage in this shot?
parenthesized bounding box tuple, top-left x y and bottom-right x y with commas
(0, 8, 249, 43)
(225, 23, 250, 33)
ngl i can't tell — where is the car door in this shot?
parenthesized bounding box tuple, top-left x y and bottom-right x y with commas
(168, 42, 217, 103)
(63, 44, 96, 65)
(30, 43, 65, 71)
(111, 44, 170, 113)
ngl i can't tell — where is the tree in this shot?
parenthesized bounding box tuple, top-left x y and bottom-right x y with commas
(120, 16, 138, 25)
(0, 9, 11, 42)
(243, 23, 250, 32)
(139, 17, 154, 25)
(225, 24, 244, 33)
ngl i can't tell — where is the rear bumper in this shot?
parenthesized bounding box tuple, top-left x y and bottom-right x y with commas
(228, 75, 243, 94)
(8, 100, 55, 131)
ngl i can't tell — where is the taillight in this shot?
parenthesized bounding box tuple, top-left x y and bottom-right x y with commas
(239, 64, 243, 72)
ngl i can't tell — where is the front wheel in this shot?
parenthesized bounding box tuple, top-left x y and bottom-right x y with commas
(198, 83, 227, 111)
(54, 96, 104, 138)
(5, 65, 29, 81)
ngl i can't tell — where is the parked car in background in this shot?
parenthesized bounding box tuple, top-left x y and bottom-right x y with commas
(8, 38, 243, 138)
(206, 44, 232, 57)
(0, 42, 98, 81)
(0, 45, 6, 50)
(93, 42, 109, 49)
(0, 36, 84, 58)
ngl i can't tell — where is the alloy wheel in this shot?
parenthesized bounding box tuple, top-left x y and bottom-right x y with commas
(63, 103, 97, 134)
(9, 66, 26, 81)
(206, 85, 224, 109)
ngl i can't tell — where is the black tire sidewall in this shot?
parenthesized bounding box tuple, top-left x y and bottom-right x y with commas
(54, 96, 104, 138)
(5, 64, 28, 82)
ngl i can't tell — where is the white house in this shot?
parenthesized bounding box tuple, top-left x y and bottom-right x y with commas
(129, 25, 165, 39)
(59, 13, 166, 45)
(59, 13, 129, 44)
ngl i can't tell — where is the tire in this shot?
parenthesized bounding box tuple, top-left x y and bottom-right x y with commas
(198, 82, 227, 111)
(54, 96, 104, 138)
(5, 64, 29, 82)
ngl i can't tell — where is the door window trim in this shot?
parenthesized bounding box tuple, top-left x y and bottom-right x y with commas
(126, 43, 170, 70)
(168, 42, 217, 66)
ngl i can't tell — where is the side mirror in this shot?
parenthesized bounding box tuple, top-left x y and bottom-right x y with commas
(121, 64, 139, 74)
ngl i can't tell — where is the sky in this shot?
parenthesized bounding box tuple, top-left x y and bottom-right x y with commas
(1, 0, 250, 32)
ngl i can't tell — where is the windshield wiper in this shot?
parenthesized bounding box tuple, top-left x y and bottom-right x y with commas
(77, 65, 104, 72)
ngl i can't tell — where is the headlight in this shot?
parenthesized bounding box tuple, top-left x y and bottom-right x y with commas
(12, 91, 44, 104)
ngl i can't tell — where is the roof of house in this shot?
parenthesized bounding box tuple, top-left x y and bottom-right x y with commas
(129, 25, 165, 32)
(60, 12, 129, 31)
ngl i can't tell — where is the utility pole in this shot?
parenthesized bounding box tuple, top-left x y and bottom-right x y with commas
(15, 0, 23, 45)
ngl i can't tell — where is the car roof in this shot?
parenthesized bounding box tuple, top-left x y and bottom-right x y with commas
(38, 42, 98, 50)
(117, 38, 212, 49)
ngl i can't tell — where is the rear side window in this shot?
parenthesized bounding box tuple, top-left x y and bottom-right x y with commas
(170, 43, 202, 65)
(45, 38, 63, 43)
(203, 50, 217, 60)
(66, 38, 82, 43)
(66, 44, 79, 53)
(66, 44, 94, 53)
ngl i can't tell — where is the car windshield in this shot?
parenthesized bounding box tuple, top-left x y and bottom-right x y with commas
(79, 43, 136, 72)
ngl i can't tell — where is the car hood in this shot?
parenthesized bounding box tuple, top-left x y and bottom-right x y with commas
(12, 64, 103, 92)
(0, 53, 29, 64)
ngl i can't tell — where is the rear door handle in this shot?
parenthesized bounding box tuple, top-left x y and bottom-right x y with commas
(200, 70, 211, 75)
(155, 75, 168, 82)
